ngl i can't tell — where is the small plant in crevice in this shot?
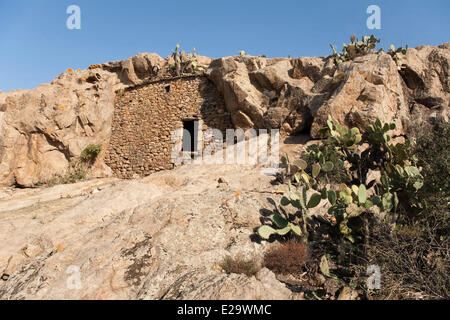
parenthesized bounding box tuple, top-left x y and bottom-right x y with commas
(80, 144, 102, 164)
(38, 144, 101, 187)
(220, 256, 260, 277)
(46, 161, 87, 187)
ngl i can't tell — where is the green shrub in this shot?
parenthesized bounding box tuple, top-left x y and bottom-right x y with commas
(81, 144, 101, 163)
(260, 117, 429, 268)
(37, 143, 102, 188)
(266, 117, 423, 244)
(360, 120, 449, 299)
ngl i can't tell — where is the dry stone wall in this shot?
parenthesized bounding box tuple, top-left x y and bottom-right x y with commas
(105, 75, 232, 178)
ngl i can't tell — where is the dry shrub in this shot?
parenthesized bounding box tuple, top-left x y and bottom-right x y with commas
(220, 256, 260, 277)
(359, 119, 450, 300)
(264, 240, 310, 276)
(366, 220, 449, 300)
(414, 119, 449, 196)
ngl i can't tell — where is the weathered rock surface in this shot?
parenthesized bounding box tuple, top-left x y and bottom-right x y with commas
(310, 52, 410, 137)
(207, 56, 317, 133)
(0, 53, 169, 187)
(96, 53, 165, 86)
(0, 162, 299, 300)
(311, 45, 449, 137)
(0, 68, 119, 187)
(399, 43, 450, 134)
(0, 44, 449, 187)
(207, 45, 449, 138)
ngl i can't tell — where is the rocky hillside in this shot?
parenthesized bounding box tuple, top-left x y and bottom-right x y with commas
(0, 44, 448, 187)
(0, 155, 308, 299)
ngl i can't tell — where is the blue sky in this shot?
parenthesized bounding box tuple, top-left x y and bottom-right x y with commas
(0, 0, 448, 92)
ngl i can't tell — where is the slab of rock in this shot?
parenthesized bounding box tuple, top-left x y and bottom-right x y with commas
(0, 163, 296, 300)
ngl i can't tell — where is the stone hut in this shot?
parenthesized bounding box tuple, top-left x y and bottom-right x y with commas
(104, 75, 232, 179)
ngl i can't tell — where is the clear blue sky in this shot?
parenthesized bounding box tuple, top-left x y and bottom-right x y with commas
(0, 0, 449, 92)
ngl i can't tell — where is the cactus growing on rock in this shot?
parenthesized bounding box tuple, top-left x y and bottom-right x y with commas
(330, 35, 381, 65)
(170, 44, 203, 76)
(388, 44, 409, 70)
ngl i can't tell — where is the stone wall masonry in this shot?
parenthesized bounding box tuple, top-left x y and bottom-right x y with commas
(104, 75, 232, 178)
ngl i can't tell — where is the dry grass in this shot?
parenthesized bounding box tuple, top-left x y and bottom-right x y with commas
(264, 240, 310, 277)
(45, 162, 87, 187)
(365, 219, 449, 300)
(220, 256, 260, 277)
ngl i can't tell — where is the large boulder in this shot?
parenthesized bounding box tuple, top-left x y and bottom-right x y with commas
(310, 44, 449, 137)
(401, 44, 449, 109)
(97, 53, 165, 85)
(0, 68, 119, 186)
(399, 44, 449, 134)
(290, 56, 336, 82)
(207, 45, 449, 139)
(310, 52, 410, 137)
(207, 56, 318, 133)
(207, 56, 270, 129)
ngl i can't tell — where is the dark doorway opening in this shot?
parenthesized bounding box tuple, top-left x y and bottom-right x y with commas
(182, 120, 198, 153)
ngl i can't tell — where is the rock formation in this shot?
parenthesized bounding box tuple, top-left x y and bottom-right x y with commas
(0, 163, 296, 300)
(0, 44, 448, 187)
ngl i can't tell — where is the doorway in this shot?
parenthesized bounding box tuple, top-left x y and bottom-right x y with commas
(182, 120, 198, 153)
